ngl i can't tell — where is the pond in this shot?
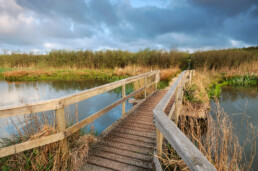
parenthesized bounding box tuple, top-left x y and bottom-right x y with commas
(0, 80, 133, 140)
(210, 87, 258, 170)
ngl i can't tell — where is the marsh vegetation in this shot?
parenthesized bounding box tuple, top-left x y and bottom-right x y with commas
(0, 47, 258, 170)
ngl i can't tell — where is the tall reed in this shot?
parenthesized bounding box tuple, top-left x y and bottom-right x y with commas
(192, 47, 258, 73)
(159, 101, 256, 171)
(0, 107, 96, 171)
(0, 49, 189, 69)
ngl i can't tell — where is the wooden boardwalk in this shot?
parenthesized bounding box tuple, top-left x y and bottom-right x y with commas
(80, 90, 167, 171)
(0, 70, 216, 171)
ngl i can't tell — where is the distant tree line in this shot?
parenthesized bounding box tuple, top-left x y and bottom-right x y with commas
(0, 49, 189, 69)
(1, 47, 257, 71)
(191, 47, 258, 70)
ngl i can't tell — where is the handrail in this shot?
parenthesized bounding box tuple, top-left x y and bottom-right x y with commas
(153, 70, 216, 171)
(0, 71, 158, 118)
(0, 71, 160, 158)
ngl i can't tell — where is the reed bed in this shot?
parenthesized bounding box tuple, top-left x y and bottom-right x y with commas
(192, 47, 258, 74)
(0, 49, 188, 69)
(158, 71, 256, 170)
(0, 107, 96, 171)
(159, 99, 256, 171)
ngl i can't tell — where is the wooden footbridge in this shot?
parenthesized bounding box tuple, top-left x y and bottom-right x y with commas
(0, 70, 216, 171)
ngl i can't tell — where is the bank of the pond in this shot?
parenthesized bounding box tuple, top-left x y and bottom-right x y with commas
(0, 69, 129, 82)
(175, 72, 257, 170)
(0, 67, 179, 90)
(208, 75, 258, 98)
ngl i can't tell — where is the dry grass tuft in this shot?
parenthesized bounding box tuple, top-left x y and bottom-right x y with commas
(160, 68, 180, 82)
(159, 71, 256, 170)
(0, 108, 96, 171)
(113, 65, 152, 77)
(160, 101, 255, 170)
(69, 134, 96, 171)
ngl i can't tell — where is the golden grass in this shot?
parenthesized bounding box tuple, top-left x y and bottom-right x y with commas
(196, 60, 258, 76)
(160, 68, 180, 82)
(159, 72, 256, 171)
(68, 134, 96, 171)
(160, 101, 255, 171)
(192, 48, 258, 74)
(113, 65, 152, 76)
(132, 67, 180, 99)
(186, 71, 210, 104)
(0, 108, 96, 171)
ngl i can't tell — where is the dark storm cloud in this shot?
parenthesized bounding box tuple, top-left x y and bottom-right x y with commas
(16, 0, 92, 23)
(189, 0, 258, 17)
(0, 0, 257, 52)
(118, 5, 211, 38)
(88, 0, 120, 25)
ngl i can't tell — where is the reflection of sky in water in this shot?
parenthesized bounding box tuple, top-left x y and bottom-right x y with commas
(0, 80, 133, 139)
(210, 87, 258, 170)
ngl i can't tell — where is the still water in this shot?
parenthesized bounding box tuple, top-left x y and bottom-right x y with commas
(210, 87, 258, 170)
(0, 80, 133, 139)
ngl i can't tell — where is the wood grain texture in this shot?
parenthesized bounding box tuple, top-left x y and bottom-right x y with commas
(153, 150, 163, 171)
(153, 70, 217, 171)
(122, 84, 126, 116)
(0, 133, 65, 158)
(55, 108, 68, 155)
(154, 71, 185, 112)
(153, 110, 216, 171)
(80, 90, 167, 170)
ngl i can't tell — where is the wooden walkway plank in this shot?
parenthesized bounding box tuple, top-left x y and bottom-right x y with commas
(80, 90, 167, 170)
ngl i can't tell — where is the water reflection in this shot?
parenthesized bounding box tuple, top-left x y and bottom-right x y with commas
(0, 80, 133, 139)
(220, 86, 258, 102)
(210, 87, 258, 170)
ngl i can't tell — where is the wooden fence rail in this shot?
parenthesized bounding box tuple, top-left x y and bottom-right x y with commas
(153, 70, 217, 171)
(0, 71, 159, 158)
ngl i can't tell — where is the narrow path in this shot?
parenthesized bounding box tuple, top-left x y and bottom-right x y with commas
(80, 90, 167, 171)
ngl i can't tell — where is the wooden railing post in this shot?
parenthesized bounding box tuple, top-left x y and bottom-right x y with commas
(156, 128, 163, 156)
(189, 70, 192, 85)
(174, 74, 185, 125)
(174, 87, 180, 125)
(56, 108, 68, 156)
(122, 84, 126, 116)
(144, 77, 147, 98)
(155, 72, 159, 90)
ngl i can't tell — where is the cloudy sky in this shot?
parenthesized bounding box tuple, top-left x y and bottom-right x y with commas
(0, 0, 257, 53)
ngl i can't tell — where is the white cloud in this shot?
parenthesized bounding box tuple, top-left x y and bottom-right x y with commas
(230, 39, 251, 48)
(0, 0, 257, 53)
(44, 43, 57, 49)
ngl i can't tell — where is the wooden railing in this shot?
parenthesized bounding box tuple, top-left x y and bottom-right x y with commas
(153, 70, 217, 171)
(0, 71, 160, 158)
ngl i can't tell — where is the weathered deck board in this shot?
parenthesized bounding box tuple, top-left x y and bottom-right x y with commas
(80, 90, 167, 171)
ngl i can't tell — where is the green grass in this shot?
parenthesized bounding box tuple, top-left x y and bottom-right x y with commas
(184, 84, 203, 103)
(0, 68, 12, 79)
(158, 80, 169, 89)
(1, 69, 129, 82)
(207, 75, 258, 98)
(0, 68, 12, 73)
(224, 75, 258, 87)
